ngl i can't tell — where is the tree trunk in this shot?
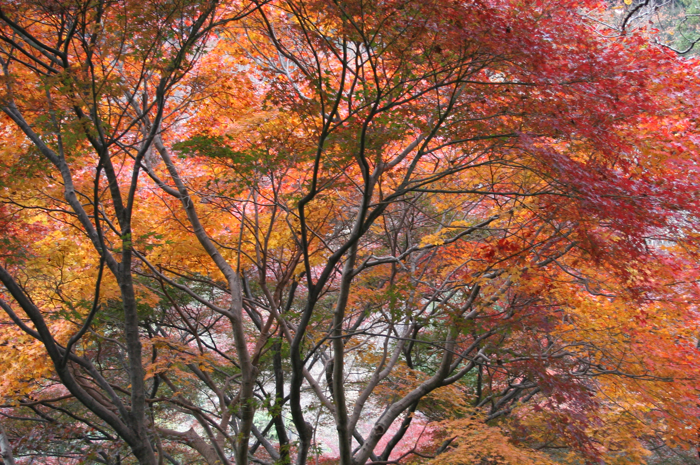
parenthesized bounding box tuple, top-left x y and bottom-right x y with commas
(0, 422, 16, 465)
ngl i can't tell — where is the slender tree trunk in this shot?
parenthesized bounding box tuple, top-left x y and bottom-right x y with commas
(273, 336, 291, 465)
(119, 250, 158, 465)
(332, 244, 358, 465)
(0, 422, 16, 465)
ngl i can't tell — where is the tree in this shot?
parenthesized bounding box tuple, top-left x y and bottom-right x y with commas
(1, 0, 700, 464)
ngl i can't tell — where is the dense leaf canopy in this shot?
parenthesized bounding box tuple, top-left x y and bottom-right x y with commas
(1, 1, 700, 464)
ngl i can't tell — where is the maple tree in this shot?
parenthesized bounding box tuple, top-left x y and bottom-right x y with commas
(612, 0, 700, 53)
(1, 0, 700, 464)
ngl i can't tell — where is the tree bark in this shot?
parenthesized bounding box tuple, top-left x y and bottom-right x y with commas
(0, 422, 16, 465)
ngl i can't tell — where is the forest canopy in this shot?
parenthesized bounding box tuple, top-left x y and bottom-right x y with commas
(1, 0, 700, 464)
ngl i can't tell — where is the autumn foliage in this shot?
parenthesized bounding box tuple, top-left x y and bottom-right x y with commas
(1, 0, 700, 464)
